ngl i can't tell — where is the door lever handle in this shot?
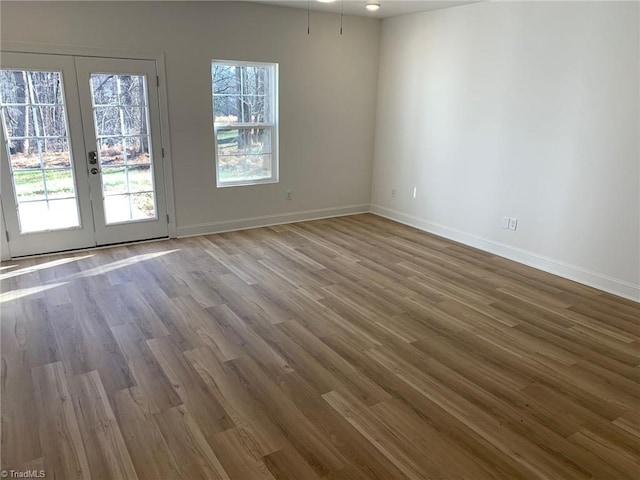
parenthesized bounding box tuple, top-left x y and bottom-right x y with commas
(88, 151, 98, 164)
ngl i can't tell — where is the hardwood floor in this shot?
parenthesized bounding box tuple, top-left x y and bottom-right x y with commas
(1, 213, 638, 480)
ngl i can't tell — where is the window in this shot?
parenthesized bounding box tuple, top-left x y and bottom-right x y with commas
(211, 60, 278, 187)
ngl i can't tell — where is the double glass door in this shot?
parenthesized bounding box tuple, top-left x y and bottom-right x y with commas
(0, 52, 168, 257)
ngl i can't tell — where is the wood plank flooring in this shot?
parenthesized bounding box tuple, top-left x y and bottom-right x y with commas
(1, 213, 639, 479)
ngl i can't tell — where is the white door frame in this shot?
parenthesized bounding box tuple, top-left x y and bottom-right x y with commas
(0, 42, 176, 261)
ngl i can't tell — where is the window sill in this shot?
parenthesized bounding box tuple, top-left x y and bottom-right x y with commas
(216, 177, 279, 188)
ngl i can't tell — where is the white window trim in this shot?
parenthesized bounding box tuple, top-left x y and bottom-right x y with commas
(212, 60, 279, 188)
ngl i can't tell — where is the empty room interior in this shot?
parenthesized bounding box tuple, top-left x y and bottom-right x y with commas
(1, 0, 639, 479)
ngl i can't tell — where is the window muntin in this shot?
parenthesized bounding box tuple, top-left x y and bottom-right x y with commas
(212, 61, 278, 187)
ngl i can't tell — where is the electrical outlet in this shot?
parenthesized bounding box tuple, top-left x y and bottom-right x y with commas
(509, 217, 518, 230)
(391, 188, 397, 199)
(286, 190, 293, 200)
(502, 217, 510, 229)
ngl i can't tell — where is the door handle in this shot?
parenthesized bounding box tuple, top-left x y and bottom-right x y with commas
(88, 151, 98, 164)
(90, 167, 100, 175)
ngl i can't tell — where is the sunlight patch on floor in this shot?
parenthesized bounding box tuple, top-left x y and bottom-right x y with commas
(58, 249, 181, 281)
(0, 255, 95, 281)
(0, 282, 69, 303)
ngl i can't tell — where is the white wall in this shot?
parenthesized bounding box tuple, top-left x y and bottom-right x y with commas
(1, 1, 380, 237)
(372, 1, 640, 300)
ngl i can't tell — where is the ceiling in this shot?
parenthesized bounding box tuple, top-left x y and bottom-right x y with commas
(24, 0, 480, 20)
(242, 0, 482, 19)
(25, 0, 482, 18)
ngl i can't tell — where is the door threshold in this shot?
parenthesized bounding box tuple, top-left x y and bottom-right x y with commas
(7, 236, 170, 261)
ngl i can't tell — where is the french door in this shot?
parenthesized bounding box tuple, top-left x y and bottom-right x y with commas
(0, 52, 168, 257)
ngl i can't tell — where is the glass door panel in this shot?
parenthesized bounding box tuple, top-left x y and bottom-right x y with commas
(89, 73, 157, 224)
(0, 69, 81, 232)
(75, 57, 168, 246)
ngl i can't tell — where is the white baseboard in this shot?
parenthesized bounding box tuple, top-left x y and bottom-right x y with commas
(370, 204, 640, 303)
(176, 204, 371, 238)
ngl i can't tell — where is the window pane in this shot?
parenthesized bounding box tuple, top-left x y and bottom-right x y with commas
(217, 153, 272, 183)
(128, 165, 153, 193)
(44, 169, 75, 199)
(119, 76, 146, 106)
(217, 128, 271, 156)
(99, 137, 125, 166)
(0, 71, 27, 104)
(254, 128, 273, 155)
(217, 129, 240, 154)
(131, 192, 155, 220)
(2, 106, 28, 137)
(47, 199, 80, 228)
(32, 106, 67, 137)
(15, 170, 45, 200)
(95, 106, 121, 136)
(8, 138, 41, 170)
(124, 136, 150, 164)
(17, 201, 48, 232)
(103, 193, 156, 224)
(243, 66, 271, 96)
(42, 138, 71, 169)
(212, 64, 239, 95)
(103, 194, 130, 224)
(213, 96, 239, 123)
(122, 106, 148, 136)
(28, 71, 63, 104)
(91, 74, 118, 105)
(243, 95, 270, 123)
(18, 198, 79, 233)
(102, 166, 128, 195)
